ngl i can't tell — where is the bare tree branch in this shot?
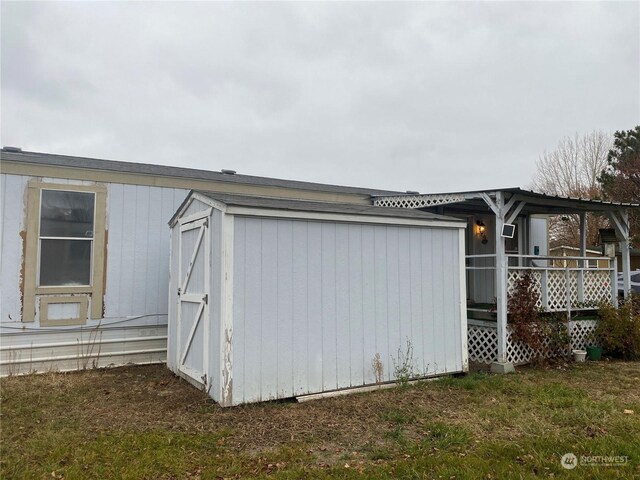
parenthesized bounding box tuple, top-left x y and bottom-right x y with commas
(531, 131, 612, 247)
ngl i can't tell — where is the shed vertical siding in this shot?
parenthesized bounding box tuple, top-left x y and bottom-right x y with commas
(208, 208, 223, 401)
(231, 216, 464, 404)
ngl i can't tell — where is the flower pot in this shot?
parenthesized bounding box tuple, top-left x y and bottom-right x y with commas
(572, 350, 587, 363)
(586, 346, 603, 361)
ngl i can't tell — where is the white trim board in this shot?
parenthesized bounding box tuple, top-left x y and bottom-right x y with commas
(225, 206, 466, 229)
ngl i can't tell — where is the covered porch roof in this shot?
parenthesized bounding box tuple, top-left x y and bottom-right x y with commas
(372, 187, 639, 216)
(373, 187, 638, 368)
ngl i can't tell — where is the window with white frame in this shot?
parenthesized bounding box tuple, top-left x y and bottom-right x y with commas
(22, 181, 107, 323)
(38, 190, 96, 286)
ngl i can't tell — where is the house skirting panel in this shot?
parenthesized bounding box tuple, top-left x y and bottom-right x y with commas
(0, 324, 167, 376)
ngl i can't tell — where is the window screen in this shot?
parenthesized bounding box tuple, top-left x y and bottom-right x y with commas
(39, 190, 95, 287)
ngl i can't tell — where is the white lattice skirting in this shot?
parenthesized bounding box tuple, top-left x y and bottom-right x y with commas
(468, 320, 598, 365)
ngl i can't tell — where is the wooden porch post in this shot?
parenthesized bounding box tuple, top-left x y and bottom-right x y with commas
(479, 191, 514, 373)
(494, 192, 508, 365)
(480, 191, 524, 373)
(577, 213, 587, 303)
(607, 209, 631, 299)
(579, 213, 587, 258)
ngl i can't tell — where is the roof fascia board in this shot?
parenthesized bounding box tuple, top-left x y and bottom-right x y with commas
(225, 205, 466, 228)
(169, 192, 225, 227)
(0, 160, 375, 205)
(514, 194, 631, 213)
(191, 192, 228, 213)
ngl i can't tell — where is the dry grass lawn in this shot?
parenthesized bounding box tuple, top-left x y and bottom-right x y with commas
(1, 361, 639, 479)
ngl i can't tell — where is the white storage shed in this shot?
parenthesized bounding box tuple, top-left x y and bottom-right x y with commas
(168, 191, 468, 406)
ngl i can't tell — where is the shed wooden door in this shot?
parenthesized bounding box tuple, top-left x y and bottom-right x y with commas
(177, 214, 210, 383)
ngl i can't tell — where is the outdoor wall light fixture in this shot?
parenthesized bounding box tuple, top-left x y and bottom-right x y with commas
(475, 220, 488, 244)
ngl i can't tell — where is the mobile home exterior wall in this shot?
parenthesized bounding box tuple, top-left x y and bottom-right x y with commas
(1, 150, 394, 376)
(1, 173, 188, 374)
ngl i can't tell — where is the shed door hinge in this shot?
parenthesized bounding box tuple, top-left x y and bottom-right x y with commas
(203, 294, 208, 305)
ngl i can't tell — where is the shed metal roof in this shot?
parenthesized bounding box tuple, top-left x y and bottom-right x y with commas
(170, 191, 464, 226)
(0, 148, 402, 197)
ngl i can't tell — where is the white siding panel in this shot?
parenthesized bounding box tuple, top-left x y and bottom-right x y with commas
(432, 230, 447, 372)
(261, 220, 278, 399)
(104, 184, 187, 320)
(277, 221, 294, 397)
(105, 183, 125, 318)
(386, 227, 401, 377)
(145, 187, 163, 314)
(420, 229, 436, 374)
(398, 230, 413, 365)
(361, 225, 376, 384)
(335, 224, 350, 388)
(321, 223, 337, 391)
(133, 187, 151, 312)
(373, 228, 389, 380)
(409, 229, 425, 373)
(232, 216, 246, 402)
(0, 174, 28, 325)
(306, 222, 323, 396)
(347, 225, 364, 387)
(209, 209, 223, 401)
(292, 222, 308, 395)
(115, 185, 137, 316)
(232, 217, 464, 404)
(184, 198, 212, 218)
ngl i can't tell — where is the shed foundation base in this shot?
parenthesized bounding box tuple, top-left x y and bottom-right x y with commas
(490, 361, 515, 374)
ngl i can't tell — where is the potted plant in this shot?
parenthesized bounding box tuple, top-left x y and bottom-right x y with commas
(585, 344, 603, 361)
(572, 349, 587, 362)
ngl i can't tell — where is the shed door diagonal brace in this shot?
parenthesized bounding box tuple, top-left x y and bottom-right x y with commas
(180, 219, 207, 295)
(177, 215, 210, 381)
(180, 300, 206, 367)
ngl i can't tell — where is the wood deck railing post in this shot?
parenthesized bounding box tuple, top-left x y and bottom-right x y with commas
(611, 257, 618, 308)
(541, 269, 549, 311)
(565, 267, 572, 321)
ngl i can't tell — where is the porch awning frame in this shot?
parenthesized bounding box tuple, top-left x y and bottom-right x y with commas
(373, 187, 638, 367)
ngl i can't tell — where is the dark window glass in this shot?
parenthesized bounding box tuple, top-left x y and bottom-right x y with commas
(39, 239, 92, 286)
(40, 190, 94, 238)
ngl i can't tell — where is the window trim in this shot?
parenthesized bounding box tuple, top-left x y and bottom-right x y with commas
(40, 295, 89, 327)
(23, 181, 107, 322)
(37, 188, 96, 288)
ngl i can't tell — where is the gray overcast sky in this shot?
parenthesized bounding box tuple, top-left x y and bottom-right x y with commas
(1, 2, 639, 193)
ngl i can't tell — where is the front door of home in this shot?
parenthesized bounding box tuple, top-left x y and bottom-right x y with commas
(177, 213, 210, 383)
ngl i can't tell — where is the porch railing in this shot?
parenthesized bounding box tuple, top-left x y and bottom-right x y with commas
(466, 254, 617, 312)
